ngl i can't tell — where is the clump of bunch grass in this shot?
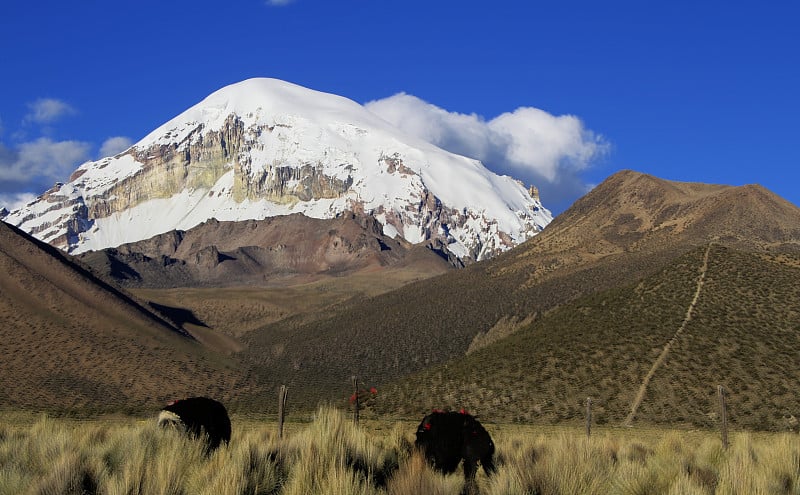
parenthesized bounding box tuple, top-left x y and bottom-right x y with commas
(279, 407, 400, 494)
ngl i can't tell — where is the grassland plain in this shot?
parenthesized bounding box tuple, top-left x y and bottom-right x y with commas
(1, 407, 798, 495)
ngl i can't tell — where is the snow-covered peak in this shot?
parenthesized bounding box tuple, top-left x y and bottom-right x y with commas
(6, 78, 552, 262)
(140, 78, 534, 217)
(140, 78, 386, 146)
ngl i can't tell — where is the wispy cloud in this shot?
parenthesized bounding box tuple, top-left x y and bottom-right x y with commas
(0, 138, 90, 187)
(24, 98, 76, 125)
(365, 93, 608, 211)
(0, 100, 129, 212)
(265, 0, 295, 6)
(99, 136, 133, 158)
(0, 192, 37, 212)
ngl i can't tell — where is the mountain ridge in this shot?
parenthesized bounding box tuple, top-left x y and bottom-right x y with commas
(5, 78, 551, 263)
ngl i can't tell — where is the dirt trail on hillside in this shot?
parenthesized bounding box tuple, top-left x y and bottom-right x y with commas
(624, 244, 712, 426)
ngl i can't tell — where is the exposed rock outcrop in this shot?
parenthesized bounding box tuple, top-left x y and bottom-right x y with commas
(6, 78, 552, 263)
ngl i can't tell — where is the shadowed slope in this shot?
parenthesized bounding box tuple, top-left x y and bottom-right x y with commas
(0, 221, 251, 413)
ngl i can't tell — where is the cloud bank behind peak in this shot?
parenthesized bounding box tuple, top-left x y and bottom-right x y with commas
(365, 93, 608, 213)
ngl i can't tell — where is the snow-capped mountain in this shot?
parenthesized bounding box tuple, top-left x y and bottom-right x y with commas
(6, 78, 552, 262)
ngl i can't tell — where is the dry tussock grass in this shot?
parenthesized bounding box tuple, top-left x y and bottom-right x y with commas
(1, 408, 799, 495)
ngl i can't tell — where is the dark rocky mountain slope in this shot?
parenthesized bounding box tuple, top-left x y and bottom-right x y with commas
(79, 212, 456, 288)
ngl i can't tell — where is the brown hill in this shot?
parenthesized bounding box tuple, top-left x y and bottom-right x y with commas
(79, 212, 456, 288)
(0, 221, 252, 414)
(5, 169, 800, 420)
(500, 169, 800, 278)
(368, 173, 800, 429)
(231, 170, 800, 410)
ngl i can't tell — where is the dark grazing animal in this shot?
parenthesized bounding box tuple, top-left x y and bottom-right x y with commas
(157, 397, 231, 452)
(415, 410, 496, 482)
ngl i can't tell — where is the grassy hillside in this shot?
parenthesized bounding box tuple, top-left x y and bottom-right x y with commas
(372, 245, 800, 431)
(132, 265, 444, 338)
(0, 222, 253, 415)
(223, 173, 800, 416)
(644, 246, 800, 430)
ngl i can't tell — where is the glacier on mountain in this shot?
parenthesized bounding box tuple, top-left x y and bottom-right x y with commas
(5, 78, 552, 262)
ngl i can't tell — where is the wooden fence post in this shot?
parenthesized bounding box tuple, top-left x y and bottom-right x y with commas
(586, 397, 593, 440)
(352, 375, 359, 425)
(718, 385, 729, 450)
(278, 385, 288, 439)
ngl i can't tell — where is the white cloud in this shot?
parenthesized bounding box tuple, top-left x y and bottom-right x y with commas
(0, 137, 90, 184)
(24, 98, 76, 125)
(266, 0, 294, 6)
(489, 107, 606, 181)
(0, 192, 37, 212)
(365, 93, 609, 212)
(99, 136, 133, 158)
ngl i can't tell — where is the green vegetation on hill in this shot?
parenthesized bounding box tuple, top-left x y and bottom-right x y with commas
(646, 247, 800, 431)
(372, 246, 800, 431)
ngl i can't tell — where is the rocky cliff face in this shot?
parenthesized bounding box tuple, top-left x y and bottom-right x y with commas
(78, 115, 354, 218)
(6, 78, 552, 263)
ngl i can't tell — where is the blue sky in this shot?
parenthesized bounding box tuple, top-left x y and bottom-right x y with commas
(1, 1, 798, 216)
